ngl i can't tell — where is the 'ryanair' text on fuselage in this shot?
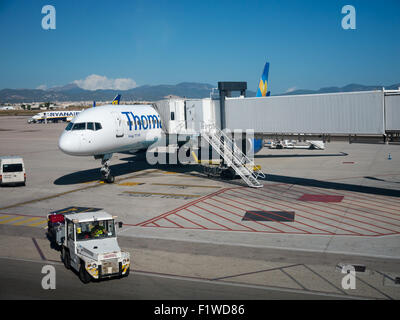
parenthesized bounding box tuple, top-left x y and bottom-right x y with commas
(45, 111, 80, 117)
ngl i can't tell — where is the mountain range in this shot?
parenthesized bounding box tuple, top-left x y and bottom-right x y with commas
(282, 83, 400, 96)
(0, 82, 399, 103)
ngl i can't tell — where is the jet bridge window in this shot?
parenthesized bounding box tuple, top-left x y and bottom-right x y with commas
(72, 123, 86, 130)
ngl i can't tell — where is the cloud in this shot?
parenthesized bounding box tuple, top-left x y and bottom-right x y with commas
(36, 84, 47, 90)
(285, 86, 297, 93)
(73, 74, 137, 91)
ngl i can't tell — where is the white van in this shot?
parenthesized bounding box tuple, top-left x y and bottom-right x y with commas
(0, 156, 26, 186)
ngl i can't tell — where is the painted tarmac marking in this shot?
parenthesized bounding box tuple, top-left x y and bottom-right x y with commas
(298, 194, 344, 203)
(184, 207, 233, 230)
(12, 217, 42, 226)
(25, 219, 47, 227)
(202, 200, 281, 233)
(212, 264, 303, 281)
(0, 169, 159, 211)
(241, 188, 393, 235)
(293, 184, 400, 216)
(275, 183, 400, 214)
(123, 191, 201, 198)
(251, 186, 400, 235)
(118, 182, 145, 186)
(174, 212, 208, 229)
(32, 238, 46, 261)
(0, 213, 48, 227)
(235, 188, 384, 236)
(136, 182, 400, 236)
(151, 183, 222, 189)
(0, 216, 25, 224)
(136, 188, 228, 227)
(209, 197, 294, 234)
(218, 192, 341, 235)
(194, 203, 257, 232)
(262, 185, 400, 230)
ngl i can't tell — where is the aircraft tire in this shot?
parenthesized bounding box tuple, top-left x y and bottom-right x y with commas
(106, 175, 115, 183)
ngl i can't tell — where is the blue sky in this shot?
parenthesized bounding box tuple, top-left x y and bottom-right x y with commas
(0, 0, 399, 94)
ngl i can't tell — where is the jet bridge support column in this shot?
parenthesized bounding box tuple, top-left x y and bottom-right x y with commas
(218, 82, 247, 130)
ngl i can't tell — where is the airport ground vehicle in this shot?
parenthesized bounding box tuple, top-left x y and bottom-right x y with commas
(0, 156, 26, 186)
(47, 207, 130, 283)
(269, 140, 325, 150)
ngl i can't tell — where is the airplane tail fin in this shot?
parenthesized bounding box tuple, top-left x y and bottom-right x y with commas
(256, 62, 270, 97)
(112, 94, 121, 105)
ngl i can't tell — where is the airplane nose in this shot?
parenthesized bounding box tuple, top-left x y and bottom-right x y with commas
(58, 133, 80, 155)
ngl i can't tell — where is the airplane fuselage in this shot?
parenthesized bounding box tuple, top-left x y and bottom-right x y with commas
(58, 104, 162, 156)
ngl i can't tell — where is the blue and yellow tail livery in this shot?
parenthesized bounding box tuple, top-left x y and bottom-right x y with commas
(112, 94, 121, 105)
(256, 62, 270, 97)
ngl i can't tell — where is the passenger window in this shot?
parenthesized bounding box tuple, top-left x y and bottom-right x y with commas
(72, 123, 86, 130)
(95, 122, 102, 130)
(87, 122, 94, 130)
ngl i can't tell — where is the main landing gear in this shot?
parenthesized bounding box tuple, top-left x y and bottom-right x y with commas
(95, 153, 115, 183)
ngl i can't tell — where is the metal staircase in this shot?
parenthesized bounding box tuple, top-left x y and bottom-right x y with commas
(200, 123, 265, 188)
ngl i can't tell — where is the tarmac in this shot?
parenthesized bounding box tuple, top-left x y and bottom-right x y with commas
(1, 115, 400, 299)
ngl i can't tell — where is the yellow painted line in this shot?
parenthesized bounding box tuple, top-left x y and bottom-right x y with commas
(191, 151, 221, 165)
(191, 151, 200, 163)
(13, 217, 42, 226)
(26, 219, 48, 227)
(0, 169, 160, 212)
(118, 182, 144, 186)
(151, 183, 221, 189)
(123, 191, 200, 198)
(0, 216, 25, 224)
(0, 215, 11, 220)
(57, 207, 79, 214)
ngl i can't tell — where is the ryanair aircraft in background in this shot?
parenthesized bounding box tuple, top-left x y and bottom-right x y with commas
(28, 95, 122, 123)
(28, 110, 82, 123)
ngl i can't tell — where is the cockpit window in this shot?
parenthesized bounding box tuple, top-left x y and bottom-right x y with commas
(65, 122, 73, 131)
(66, 122, 101, 131)
(72, 123, 86, 130)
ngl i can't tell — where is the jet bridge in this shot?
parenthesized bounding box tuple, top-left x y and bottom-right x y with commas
(153, 88, 400, 187)
(224, 89, 400, 143)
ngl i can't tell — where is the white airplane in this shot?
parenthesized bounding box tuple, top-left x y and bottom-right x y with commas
(58, 95, 163, 183)
(58, 94, 265, 184)
(28, 110, 81, 123)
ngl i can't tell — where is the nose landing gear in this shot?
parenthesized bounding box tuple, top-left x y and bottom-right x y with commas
(96, 153, 115, 183)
